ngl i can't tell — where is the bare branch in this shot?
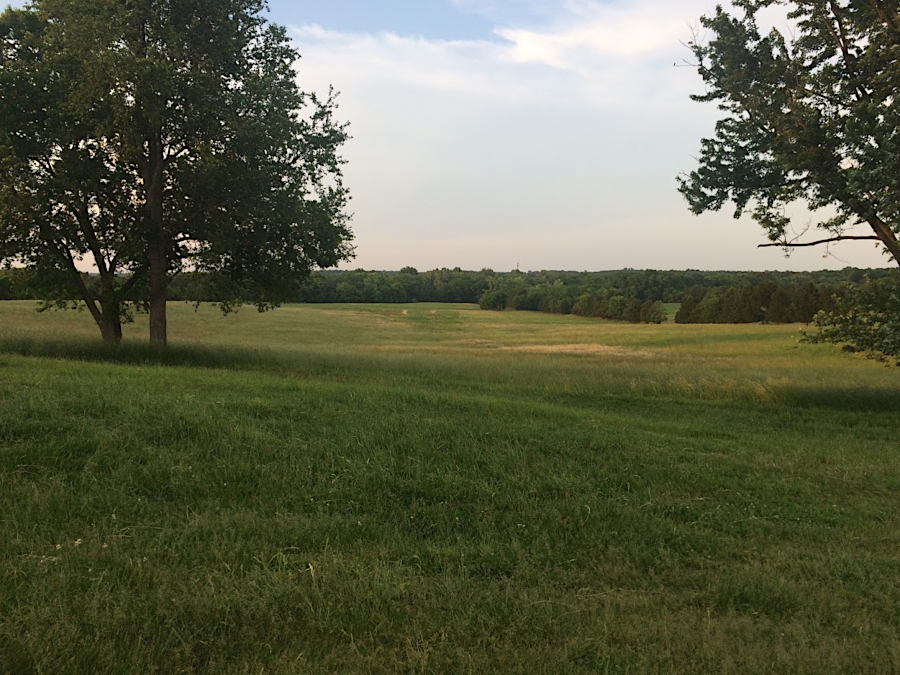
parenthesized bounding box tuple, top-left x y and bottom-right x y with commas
(758, 235, 881, 249)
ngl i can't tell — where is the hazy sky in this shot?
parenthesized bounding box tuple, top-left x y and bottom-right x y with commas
(6, 0, 890, 272)
(265, 0, 892, 272)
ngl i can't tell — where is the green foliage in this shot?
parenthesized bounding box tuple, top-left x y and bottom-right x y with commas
(0, 268, 36, 300)
(675, 286, 705, 324)
(765, 287, 794, 323)
(640, 299, 668, 324)
(606, 294, 627, 320)
(804, 275, 900, 363)
(676, 280, 843, 325)
(680, 1, 900, 264)
(791, 283, 822, 325)
(478, 288, 505, 311)
(0, 0, 353, 343)
(695, 288, 726, 323)
(572, 290, 608, 318)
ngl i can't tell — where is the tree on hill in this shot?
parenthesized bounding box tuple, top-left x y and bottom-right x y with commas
(679, 1, 900, 266)
(721, 283, 774, 323)
(695, 288, 727, 323)
(640, 299, 668, 324)
(0, 0, 353, 345)
(765, 286, 794, 323)
(791, 282, 822, 324)
(675, 286, 707, 323)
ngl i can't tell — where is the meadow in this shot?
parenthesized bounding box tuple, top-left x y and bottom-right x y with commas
(1, 301, 899, 674)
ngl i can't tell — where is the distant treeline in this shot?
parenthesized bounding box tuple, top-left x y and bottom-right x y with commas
(676, 283, 832, 324)
(471, 268, 894, 324)
(0, 266, 490, 304)
(1, 266, 894, 325)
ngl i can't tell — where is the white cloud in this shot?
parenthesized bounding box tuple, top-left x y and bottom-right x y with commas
(291, 0, 715, 111)
(497, 0, 700, 66)
(286, 2, 888, 272)
(292, 25, 524, 101)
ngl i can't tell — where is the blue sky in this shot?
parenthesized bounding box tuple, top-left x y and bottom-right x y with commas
(266, 0, 498, 40)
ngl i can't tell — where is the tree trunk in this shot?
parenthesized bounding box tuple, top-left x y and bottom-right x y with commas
(96, 294, 123, 344)
(98, 316, 123, 344)
(84, 269, 122, 344)
(84, 302, 117, 345)
(148, 238, 167, 347)
(62, 253, 118, 344)
(145, 133, 167, 347)
(867, 216, 900, 267)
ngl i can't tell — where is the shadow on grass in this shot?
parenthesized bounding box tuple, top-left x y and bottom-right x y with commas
(3, 336, 898, 414)
(776, 384, 900, 413)
(0, 336, 297, 372)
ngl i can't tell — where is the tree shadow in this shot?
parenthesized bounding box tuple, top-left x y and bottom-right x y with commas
(776, 384, 900, 414)
(0, 336, 285, 372)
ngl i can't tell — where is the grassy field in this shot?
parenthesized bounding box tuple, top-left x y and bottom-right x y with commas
(1, 301, 899, 674)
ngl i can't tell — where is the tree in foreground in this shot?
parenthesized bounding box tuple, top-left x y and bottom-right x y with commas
(678, 0, 900, 267)
(0, 0, 353, 345)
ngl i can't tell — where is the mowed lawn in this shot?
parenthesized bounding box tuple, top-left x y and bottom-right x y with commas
(1, 301, 899, 674)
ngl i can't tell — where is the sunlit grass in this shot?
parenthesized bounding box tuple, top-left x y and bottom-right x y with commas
(1, 301, 899, 673)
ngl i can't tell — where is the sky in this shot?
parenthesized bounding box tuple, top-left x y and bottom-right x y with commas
(4, 0, 890, 272)
(262, 0, 893, 272)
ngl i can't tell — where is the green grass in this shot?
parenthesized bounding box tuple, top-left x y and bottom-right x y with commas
(1, 301, 899, 674)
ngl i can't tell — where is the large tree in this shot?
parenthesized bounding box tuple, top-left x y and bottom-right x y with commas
(0, 0, 353, 345)
(678, 0, 900, 267)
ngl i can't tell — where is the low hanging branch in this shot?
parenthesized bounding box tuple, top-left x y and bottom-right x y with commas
(758, 235, 882, 249)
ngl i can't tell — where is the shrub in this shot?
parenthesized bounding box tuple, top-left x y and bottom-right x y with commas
(803, 276, 900, 364)
(479, 289, 506, 311)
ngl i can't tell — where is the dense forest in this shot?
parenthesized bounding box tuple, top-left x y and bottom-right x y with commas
(1, 266, 894, 325)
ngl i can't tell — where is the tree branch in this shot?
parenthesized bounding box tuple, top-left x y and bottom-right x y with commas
(119, 264, 148, 296)
(872, 0, 899, 33)
(164, 141, 192, 162)
(71, 198, 110, 278)
(57, 240, 104, 325)
(865, 214, 900, 264)
(758, 235, 881, 249)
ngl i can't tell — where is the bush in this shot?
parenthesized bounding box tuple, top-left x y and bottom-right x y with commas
(803, 276, 900, 364)
(640, 300, 668, 324)
(479, 289, 506, 311)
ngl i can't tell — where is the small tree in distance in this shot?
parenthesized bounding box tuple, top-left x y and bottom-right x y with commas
(679, 0, 900, 267)
(0, 0, 353, 345)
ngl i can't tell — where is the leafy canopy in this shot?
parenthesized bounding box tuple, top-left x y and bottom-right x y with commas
(679, 0, 900, 266)
(0, 0, 353, 343)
